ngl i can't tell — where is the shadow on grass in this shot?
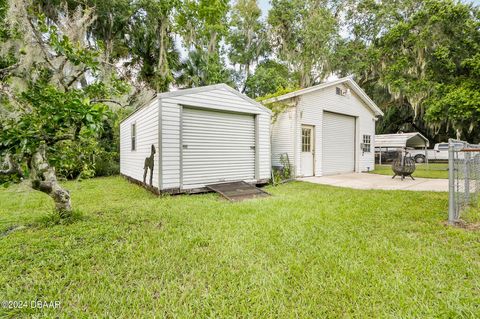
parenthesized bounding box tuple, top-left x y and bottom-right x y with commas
(1, 210, 86, 237)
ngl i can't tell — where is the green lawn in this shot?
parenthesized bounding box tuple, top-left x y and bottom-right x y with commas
(1, 177, 479, 318)
(371, 163, 449, 179)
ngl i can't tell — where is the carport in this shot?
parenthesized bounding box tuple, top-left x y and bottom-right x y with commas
(375, 133, 430, 164)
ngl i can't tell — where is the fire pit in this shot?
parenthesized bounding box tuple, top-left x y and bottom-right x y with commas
(392, 151, 416, 180)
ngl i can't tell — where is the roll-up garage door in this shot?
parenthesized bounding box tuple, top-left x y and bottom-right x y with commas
(322, 112, 355, 175)
(182, 107, 255, 188)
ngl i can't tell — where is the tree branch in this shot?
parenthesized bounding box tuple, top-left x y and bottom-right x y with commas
(0, 63, 20, 79)
(66, 67, 88, 88)
(90, 99, 125, 107)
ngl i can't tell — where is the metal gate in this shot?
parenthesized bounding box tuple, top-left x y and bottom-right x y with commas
(448, 139, 480, 224)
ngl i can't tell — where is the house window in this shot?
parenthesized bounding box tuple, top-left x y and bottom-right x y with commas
(363, 135, 371, 153)
(302, 128, 312, 152)
(336, 87, 343, 96)
(131, 123, 136, 151)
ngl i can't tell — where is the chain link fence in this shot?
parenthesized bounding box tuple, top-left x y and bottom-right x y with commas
(448, 139, 480, 223)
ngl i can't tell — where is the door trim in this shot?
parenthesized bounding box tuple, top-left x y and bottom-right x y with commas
(179, 104, 184, 189)
(180, 105, 257, 189)
(321, 111, 356, 175)
(301, 124, 315, 176)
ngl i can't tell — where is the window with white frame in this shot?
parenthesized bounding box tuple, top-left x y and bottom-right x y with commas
(131, 123, 136, 151)
(363, 135, 371, 153)
(302, 128, 312, 152)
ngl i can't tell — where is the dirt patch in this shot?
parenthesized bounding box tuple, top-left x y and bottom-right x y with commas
(443, 219, 480, 231)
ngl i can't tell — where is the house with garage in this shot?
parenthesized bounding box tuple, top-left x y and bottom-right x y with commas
(119, 84, 271, 193)
(263, 77, 384, 177)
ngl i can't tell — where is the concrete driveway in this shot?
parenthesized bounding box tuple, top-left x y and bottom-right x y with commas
(299, 173, 448, 192)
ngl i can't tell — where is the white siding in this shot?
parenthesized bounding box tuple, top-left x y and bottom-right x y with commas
(271, 83, 376, 176)
(322, 112, 356, 175)
(271, 107, 296, 170)
(182, 107, 255, 189)
(160, 86, 271, 190)
(297, 83, 376, 175)
(256, 113, 271, 179)
(159, 100, 181, 189)
(120, 99, 159, 188)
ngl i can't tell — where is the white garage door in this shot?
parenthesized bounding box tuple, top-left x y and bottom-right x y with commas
(182, 107, 255, 188)
(322, 112, 355, 175)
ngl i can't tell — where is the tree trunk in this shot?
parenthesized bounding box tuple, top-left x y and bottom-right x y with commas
(0, 153, 23, 177)
(30, 144, 72, 217)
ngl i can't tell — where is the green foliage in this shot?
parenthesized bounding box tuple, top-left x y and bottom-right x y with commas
(256, 86, 299, 103)
(0, 3, 127, 188)
(228, 0, 269, 88)
(176, 0, 233, 88)
(268, 0, 338, 87)
(272, 153, 294, 184)
(244, 60, 292, 98)
(2, 83, 109, 155)
(341, 0, 480, 142)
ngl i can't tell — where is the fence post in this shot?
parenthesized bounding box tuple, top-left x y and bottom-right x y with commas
(448, 140, 456, 223)
(464, 151, 471, 205)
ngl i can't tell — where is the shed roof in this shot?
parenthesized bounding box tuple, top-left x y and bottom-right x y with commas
(375, 133, 430, 148)
(121, 83, 271, 124)
(261, 77, 384, 116)
(156, 83, 272, 114)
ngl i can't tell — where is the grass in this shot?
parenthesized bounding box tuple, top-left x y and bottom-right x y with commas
(0, 177, 479, 318)
(370, 163, 449, 179)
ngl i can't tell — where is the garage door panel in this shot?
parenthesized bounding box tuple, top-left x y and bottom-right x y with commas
(182, 107, 255, 188)
(322, 112, 355, 175)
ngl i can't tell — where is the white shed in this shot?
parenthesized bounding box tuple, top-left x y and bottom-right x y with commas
(263, 77, 384, 177)
(120, 84, 272, 193)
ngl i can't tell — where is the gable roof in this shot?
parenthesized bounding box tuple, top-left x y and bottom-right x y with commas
(261, 77, 384, 116)
(156, 83, 272, 114)
(121, 84, 271, 124)
(375, 132, 429, 148)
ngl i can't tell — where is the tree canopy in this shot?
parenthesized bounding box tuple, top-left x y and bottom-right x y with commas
(9, 0, 478, 143)
(1, 0, 480, 216)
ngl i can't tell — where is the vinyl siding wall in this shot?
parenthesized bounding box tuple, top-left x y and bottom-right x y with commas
(119, 98, 159, 188)
(270, 83, 376, 176)
(256, 113, 271, 179)
(271, 107, 296, 172)
(297, 83, 376, 175)
(160, 87, 271, 190)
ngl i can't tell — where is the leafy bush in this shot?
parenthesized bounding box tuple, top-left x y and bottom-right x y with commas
(272, 153, 294, 185)
(94, 150, 120, 177)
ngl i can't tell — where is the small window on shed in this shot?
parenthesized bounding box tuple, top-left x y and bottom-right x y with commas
(131, 123, 136, 151)
(335, 87, 342, 95)
(363, 135, 371, 152)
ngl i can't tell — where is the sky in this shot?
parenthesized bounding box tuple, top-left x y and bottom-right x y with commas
(257, 0, 480, 18)
(258, 0, 271, 18)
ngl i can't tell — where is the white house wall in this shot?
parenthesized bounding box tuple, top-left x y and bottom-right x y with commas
(256, 113, 271, 179)
(271, 107, 296, 171)
(159, 100, 181, 189)
(296, 83, 376, 175)
(120, 99, 159, 188)
(160, 87, 271, 190)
